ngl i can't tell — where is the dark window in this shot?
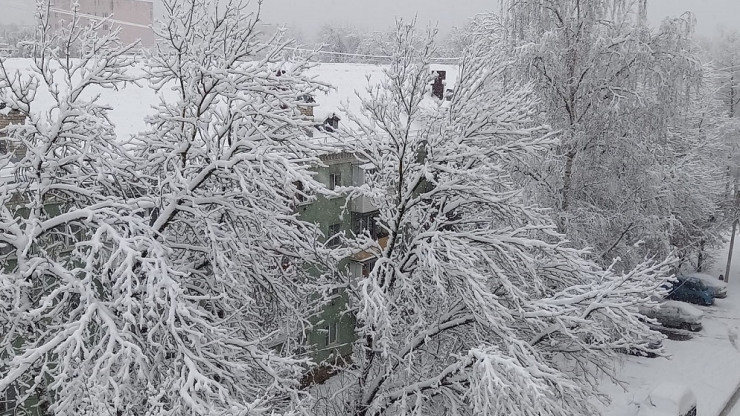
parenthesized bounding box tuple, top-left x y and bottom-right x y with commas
(0, 383, 17, 415)
(327, 223, 342, 247)
(362, 260, 376, 278)
(329, 172, 341, 190)
(352, 211, 387, 240)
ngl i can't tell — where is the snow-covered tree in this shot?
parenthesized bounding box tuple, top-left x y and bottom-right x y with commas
(698, 30, 740, 274)
(314, 20, 672, 416)
(316, 23, 367, 63)
(0, 24, 35, 58)
(0, 0, 334, 414)
(0, 2, 141, 413)
(496, 1, 727, 270)
(704, 29, 740, 119)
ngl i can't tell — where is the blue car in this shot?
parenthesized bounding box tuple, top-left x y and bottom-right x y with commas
(666, 276, 714, 306)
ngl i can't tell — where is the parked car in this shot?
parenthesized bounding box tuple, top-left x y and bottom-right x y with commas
(637, 383, 697, 416)
(679, 273, 727, 298)
(639, 300, 703, 332)
(665, 277, 714, 306)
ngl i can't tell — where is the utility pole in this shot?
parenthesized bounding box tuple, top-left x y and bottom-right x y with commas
(724, 63, 739, 283)
(726, 188, 740, 283)
(726, 219, 738, 283)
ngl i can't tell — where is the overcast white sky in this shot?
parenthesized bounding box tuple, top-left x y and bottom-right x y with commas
(2, 0, 739, 40)
(259, 0, 740, 39)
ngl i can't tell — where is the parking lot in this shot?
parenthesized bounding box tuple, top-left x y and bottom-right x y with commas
(600, 249, 740, 416)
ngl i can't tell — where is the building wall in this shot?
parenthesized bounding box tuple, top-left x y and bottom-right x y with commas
(50, 0, 154, 48)
(0, 108, 26, 161)
(297, 152, 357, 371)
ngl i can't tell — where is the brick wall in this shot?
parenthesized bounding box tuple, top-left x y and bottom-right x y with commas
(298, 106, 314, 118)
(0, 109, 27, 160)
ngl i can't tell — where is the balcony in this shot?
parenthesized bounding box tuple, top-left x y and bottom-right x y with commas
(351, 163, 377, 213)
(351, 236, 389, 263)
(350, 194, 376, 214)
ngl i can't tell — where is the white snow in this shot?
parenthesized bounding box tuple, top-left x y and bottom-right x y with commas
(664, 300, 704, 322)
(637, 383, 697, 416)
(641, 300, 704, 323)
(602, 235, 740, 416)
(306, 62, 458, 122)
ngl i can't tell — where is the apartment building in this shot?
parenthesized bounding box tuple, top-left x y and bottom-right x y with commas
(49, 0, 155, 48)
(293, 145, 388, 384)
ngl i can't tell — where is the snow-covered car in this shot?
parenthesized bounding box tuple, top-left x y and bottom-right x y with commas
(679, 273, 727, 298)
(637, 383, 697, 416)
(639, 301, 703, 332)
(665, 277, 714, 306)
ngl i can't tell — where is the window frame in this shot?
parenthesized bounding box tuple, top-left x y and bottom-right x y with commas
(328, 172, 341, 191)
(325, 321, 338, 346)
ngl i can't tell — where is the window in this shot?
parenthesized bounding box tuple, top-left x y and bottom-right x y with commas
(327, 223, 342, 248)
(352, 212, 387, 240)
(0, 383, 17, 415)
(325, 322, 338, 346)
(329, 172, 341, 190)
(294, 181, 309, 204)
(362, 260, 376, 278)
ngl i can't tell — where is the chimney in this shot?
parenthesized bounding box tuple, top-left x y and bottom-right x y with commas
(431, 70, 446, 100)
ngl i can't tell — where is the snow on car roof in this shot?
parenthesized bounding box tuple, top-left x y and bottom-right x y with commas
(644, 383, 696, 415)
(682, 272, 728, 289)
(662, 300, 703, 321)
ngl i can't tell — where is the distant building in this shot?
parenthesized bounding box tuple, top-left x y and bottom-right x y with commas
(49, 0, 155, 48)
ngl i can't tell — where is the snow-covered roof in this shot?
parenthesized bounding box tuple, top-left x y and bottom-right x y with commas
(306, 62, 459, 124)
(1, 58, 160, 141)
(0, 60, 459, 149)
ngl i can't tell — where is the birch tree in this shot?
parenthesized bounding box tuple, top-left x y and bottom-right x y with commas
(0, 0, 332, 414)
(315, 21, 672, 416)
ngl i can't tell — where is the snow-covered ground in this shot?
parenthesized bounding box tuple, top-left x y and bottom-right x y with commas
(601, 237, 740, 416)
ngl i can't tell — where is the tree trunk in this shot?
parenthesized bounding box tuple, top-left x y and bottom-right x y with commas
(697, 239, 706, 272)
(560, 149, 577, 224)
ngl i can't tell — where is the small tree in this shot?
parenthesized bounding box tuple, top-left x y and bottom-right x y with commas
(316, 21, 672, 416)
(1, 0, 335, 414)
(316, 23, 367, 63)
